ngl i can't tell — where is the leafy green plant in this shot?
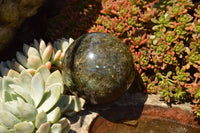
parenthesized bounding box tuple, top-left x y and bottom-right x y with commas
(0, 38, 74, 76)
(0, 66, 67, 132)
(0, 39, 85, 132)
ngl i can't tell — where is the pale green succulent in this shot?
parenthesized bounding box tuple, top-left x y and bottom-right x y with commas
(0, 38, 74, 76)
(52, 38, 74, 68)
(0, 65, 85, 133)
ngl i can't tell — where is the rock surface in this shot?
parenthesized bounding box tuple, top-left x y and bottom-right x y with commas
(0, 0, 45, 50)
(68, 92, 194, 133)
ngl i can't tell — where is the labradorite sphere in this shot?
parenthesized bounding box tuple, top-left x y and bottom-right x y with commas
(63, 32, 135, 104)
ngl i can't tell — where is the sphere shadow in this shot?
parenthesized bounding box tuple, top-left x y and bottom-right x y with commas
(67, 70, 148, 133)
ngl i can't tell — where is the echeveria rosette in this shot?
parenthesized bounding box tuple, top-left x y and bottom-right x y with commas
(52, 38, 74, 70)
(0, 65, 85, 133)
(0, 38, 74, 76)
(16, 39, 53, 71)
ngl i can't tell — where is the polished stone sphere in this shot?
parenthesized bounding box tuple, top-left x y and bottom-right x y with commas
(63, 32, 135, 104)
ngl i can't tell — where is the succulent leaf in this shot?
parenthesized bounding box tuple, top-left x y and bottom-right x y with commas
(24, 44, 40, 57)
(35, 111, 47, 129)
(33, 39, 40, 50)
(36, 122, 50, 133)
(9, 84, 33, 105)
(7, 70, 20, 78)
(2, 77, 17, 102)
(14, 121, 34, 133)
(27, 56, 43, 69)
(0, 125, 9, 133)
(55, 95, 85, 116)
(0, 101, 19, 117)
(36, 65, 51, 82)
(39, 40, 47, 57)
(47, 107, 61, 123)
(42, 44, 53, 64)
(0, 62, 9, 76)
(38, 85, 61, 113)
(0, 111, 20, 129)
(58, 118, 70, 133)
(17, 102, 37, 121)
(31, 73, 44, 107)
(16, 52, 28, 68)
(66, 96, 85, 113)
(54, 95, 71, 113)
(45, 70, 63, 93)
(19, 71, 32, 91)
(0, 66, 74, 132)
(50, 123, 62, 133)
(0, 78, 2, 101)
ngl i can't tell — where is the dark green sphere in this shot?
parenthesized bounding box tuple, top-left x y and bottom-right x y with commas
(63, 32, 135, 104)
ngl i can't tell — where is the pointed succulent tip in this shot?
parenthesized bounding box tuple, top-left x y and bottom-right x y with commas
(42, 44, 53, 64)
(45, 62, 51, 70)
(53, 50, 62, 62)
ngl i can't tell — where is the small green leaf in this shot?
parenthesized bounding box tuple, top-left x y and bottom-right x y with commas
(16, 52, 28, 68)
(0, 101, 19, 117)
(0, 125, 9, 133)
(58, 118, 70, 132)
(17, 102, 38, 121)
(36, 65, 50, 82)
(36, 122, 50, 133)
(72, 96, 85, 112)
(51, 123, 62, 133)
(38, 85, 61, 113)
(65, 96, 85, 114)
(13, 61, 26, 72)
(35, 111, 47, 129)
(31, 73, 44, 107)
(0, 111, 20, 129)
(19, 71, 32, 90)
(9, 84, 33, 105)
(14, 121, 34, 133)
(45, 71, 63, 93)
(2, 77, 16, 102)
(47, 107, 61, 123)
(23, 44, 30, 57)
(55, 95, 71, 113)
(39, 40, 47, 57)
(42, 44, 53, 64)
(27, 56, 42, 69)
(33, 39, 40, 50)
(0, 78, 2, 101)
(25, 45, 40, 57)
(7, 70, 20, 78)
